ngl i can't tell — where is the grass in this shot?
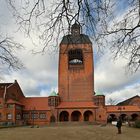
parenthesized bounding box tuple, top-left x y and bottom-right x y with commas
(0, 124, 140, 140)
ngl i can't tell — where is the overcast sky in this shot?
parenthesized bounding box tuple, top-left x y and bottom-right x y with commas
(0, 0, 140, 104)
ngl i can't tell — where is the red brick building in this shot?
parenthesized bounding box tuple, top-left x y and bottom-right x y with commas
(0, 23, 140, 126)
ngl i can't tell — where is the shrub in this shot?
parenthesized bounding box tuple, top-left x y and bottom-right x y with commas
(134, 120, 140, 128)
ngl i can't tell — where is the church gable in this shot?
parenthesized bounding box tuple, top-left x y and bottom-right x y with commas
(4, 80, 25, 102)
(117, 95, 140, 106)
(0, 83, 12, 98)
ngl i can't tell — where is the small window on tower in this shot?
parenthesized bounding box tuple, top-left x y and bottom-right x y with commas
(68, 49, 83, 65)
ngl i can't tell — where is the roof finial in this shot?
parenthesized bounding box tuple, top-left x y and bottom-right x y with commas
(71, 22, 81, 36)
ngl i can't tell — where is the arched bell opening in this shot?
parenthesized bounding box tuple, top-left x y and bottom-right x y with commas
(68, 49, 83, 65)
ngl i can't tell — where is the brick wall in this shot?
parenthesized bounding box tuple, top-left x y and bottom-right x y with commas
(59, 44, 94, 102)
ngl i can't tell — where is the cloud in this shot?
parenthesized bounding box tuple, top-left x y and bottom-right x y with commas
(94, 49, 140, 103)
(40, 87, 58, 97)
(94, 49, 140, 89)
(3, 48, 58, 97)
(94, 3, 140, 102)
(0, 0, 59, 97)
(105, 82, 140, 104)
(2, 34, 58, 97)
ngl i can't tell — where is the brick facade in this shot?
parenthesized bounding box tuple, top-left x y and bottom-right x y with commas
(0, 23, 140, 126)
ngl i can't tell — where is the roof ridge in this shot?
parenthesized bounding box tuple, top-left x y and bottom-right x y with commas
(117, 95, 140, 105)
(7, 83, 15, 88)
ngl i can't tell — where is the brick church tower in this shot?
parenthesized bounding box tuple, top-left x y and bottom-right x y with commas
(1, 23, 140, 126)
(59, 23, 94, 102)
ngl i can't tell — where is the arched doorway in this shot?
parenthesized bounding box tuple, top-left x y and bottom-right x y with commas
(59, 111, 69, 122)
(131, 113, 139, 121)
(84, 110, 93, 122)
(50, 115, 56, 122)
(120, 114, 127, 122)
(107, 114, 117, 123)
(71, 111, 82, 121)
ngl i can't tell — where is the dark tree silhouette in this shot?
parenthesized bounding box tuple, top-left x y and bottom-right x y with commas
(0, 36, 23, 73)
(6, 0, 140, 72)
(107, 98, 118, 105)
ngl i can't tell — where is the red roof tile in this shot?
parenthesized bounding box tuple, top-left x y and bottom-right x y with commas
(21, 97, 50, 110)
(57, 101, 97, 109)
(106, 105, 140, 112)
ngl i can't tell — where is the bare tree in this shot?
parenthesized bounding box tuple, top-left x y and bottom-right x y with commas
(6, 0, 140, 72)
(97, 0, 140, 73)
(107, 98, 118, 105)
(6, 0, 111, 50)
(0, 36, 23, 72)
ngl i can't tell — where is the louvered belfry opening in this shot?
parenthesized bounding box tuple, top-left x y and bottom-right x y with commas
(68, 49, 83, 65)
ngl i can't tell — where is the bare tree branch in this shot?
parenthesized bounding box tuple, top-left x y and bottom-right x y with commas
(107, 98, 118, 105)
(0, 36, 23, 71)
(6, 0, 140, 72)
